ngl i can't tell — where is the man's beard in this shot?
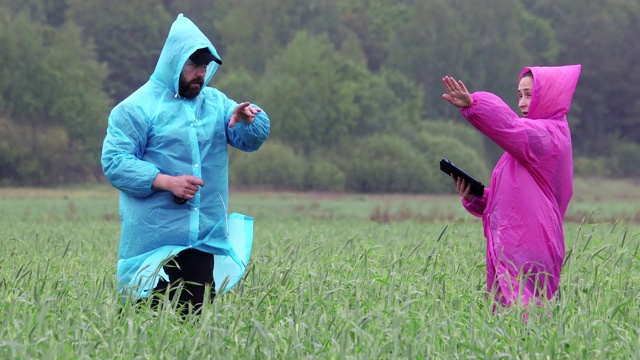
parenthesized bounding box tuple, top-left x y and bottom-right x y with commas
(178, 75, 205, 99)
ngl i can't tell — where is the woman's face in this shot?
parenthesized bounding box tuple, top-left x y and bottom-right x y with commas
(518, 76, 533, 117)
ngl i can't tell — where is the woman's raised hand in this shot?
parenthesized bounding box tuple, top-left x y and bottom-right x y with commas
(442, 76, 473, 108)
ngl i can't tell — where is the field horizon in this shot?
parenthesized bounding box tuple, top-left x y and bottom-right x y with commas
(1, 176, 639, 224)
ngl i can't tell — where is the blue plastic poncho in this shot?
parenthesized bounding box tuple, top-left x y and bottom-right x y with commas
(101, 14, 270, 297)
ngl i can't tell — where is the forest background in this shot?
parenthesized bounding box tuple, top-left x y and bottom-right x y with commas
(0, 0, 638, 193)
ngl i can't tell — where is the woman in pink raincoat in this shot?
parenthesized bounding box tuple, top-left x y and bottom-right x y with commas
(441, 65, 581, 308)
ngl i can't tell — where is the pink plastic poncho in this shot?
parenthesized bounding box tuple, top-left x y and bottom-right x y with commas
(459, 65, 581, 307)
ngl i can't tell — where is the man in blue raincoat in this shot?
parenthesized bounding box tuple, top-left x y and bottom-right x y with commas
(101, 14, 270, 314)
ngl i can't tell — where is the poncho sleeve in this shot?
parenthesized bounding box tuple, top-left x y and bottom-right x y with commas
(101, 104, 160, 198)
(462, 187, 490, 217)
(221, 95, 270, 151)
(461, 92, 561, 167)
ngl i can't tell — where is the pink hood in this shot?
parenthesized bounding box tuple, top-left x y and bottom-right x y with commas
(460, 64, 581, 308)
(520, 65, 581, 120)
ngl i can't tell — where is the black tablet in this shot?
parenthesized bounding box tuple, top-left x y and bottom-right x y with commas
(439, 158, 485, 197)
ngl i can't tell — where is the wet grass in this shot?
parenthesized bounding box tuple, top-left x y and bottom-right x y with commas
(1, 180, 639, 358)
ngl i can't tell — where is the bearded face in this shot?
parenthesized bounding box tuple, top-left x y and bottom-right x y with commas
(178, 71, 205, 99)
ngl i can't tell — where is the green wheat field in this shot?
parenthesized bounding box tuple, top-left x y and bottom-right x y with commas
(1, 178, 640, 359)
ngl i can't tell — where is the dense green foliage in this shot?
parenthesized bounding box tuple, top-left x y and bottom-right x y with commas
(0, 4, 110, 185)
(0, 0, 638, 188)
(1, 185, 640, 358)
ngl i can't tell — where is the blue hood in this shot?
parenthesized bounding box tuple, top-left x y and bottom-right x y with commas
(150, 14, 222, 94)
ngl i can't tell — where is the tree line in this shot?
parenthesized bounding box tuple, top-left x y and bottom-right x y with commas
(0, 0, 638, 191)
